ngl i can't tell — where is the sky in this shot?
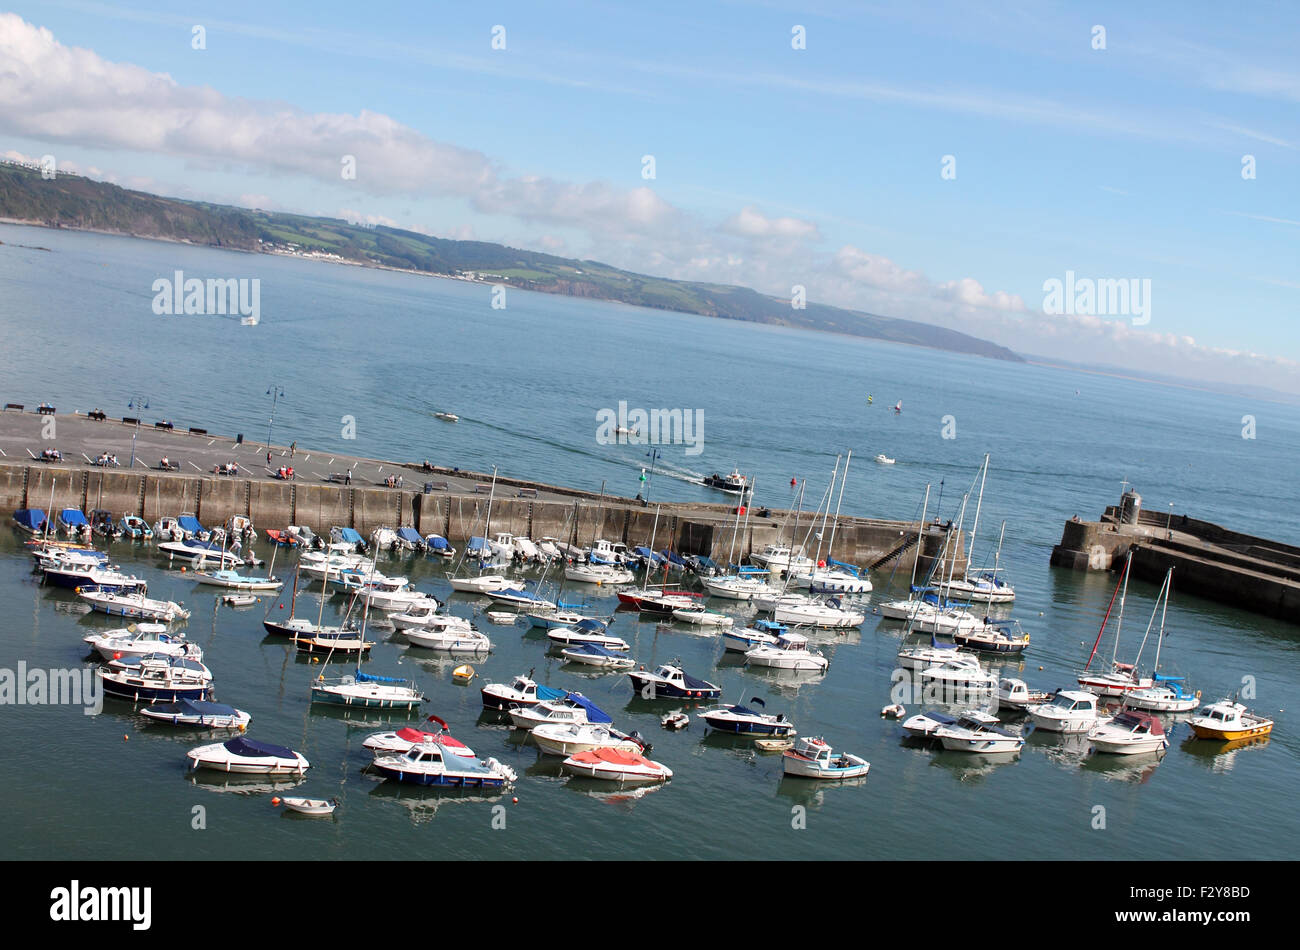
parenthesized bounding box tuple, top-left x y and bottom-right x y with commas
(1, 1, 1298, 392)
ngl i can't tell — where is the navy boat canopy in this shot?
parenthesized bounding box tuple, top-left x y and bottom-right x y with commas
(224, 737, 296, 759)
(754, 619, 787, 633)
(177, 516, 204, 533)
(564, 692, 612, 724)
(730, 705, 764, 718)
(574, 618, 607, 633)
(571, 643, 622, 658)
(356, 671, 407, 684)
(59, 508, 89, 527)
(335, 527, 363, 544)
(425, 535, 450, 551)
(396, 527, 423, 544)
(175, 699, 240, 716)
(13, 509, 46, 530)
(661, 549, 687, 566)
(681, 671, 716, 690)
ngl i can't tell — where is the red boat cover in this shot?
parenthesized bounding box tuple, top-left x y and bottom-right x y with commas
(571, 748, 647, 767)
(395, 727, 468, 749)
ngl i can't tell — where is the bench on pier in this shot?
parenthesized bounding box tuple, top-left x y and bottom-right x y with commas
(87, 410, 107, 421)
(323, 472, 353, 484)
(122, 417, 139, 425)
(37, 404, 55, 415)
(3, 403, 23, 411)
(424, 481, 450, 493)
(154, 421, 174, 430)
(188, 427, 207, 435)
(516, 488, 538, 498)
(473, 483, 492, 494)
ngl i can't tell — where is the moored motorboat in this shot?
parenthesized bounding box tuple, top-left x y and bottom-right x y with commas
(372, 739, 516, 787)
(934, 711, 1025, 754)
(781, 736, 870, 779)
(562, 747, 672, 783)
(671, 603, 735, 626)
(141, 698, 250, 728)
(1027, 689, 1111, 734)
(531, 722, 646, 757)
(188, 737, 309, 774)
(310, 671, 425, 710)
(1088, 710, 1169, 755)
(722, 619, 786, 652)
(363, 716, 475, 758)
(98, 655, 213, 703)
(403, 624, 491, 654)
(996, 678, 1052, 712)
(744, 633, 829, 672)
(83, 623, 201, 661)
(546, 620, 629, 652)
(560, 643, 635, 669)
(699, 699, 795, 736)
(192, 568, 282, 591)
(480, 671, 565, 711)
(901, 710, 959, 740)
(508, 693, 611, 731)
(918, 657, 997, 697)
(1186, 699, 1274, 741)
(627, 663, 721, 700)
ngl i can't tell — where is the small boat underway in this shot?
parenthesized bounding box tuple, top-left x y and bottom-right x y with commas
(874, 454, 895, 465)
(562, 748, 673, 783)
(1088, 710, 1169, 755)
(1186, 699, 1274, 741)
(782, 736, 870, 779)
(188, 737, 309, 774)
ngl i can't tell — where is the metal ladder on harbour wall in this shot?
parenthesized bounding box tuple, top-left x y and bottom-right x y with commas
(869, 532, 919, 571)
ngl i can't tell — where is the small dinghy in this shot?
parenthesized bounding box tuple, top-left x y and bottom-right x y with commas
(276, 796, 338, 817)
(485, 611, 517, 624)
(561, 642, 635, 669)
(782, 736, 870, 779)
(562, 747, 673, 783)
(661, 712, 689, 730)
(141, 698, 250, 729)
(874, 454, 896, 465)
(452, 664, 475, 683)
(223, 593, 258, 607)
(187, 737, 310, 774)
(754, 737, 795, 751)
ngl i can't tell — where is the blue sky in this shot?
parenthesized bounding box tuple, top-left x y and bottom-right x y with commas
(2, 1, 1297, 390)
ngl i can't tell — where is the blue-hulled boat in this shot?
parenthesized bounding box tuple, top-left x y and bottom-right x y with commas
(372, 739, 517, 787)
(700, 698, 796, 736)
(627, 663, 722, 700)
(12, 508, 47, 535)
(44, 559, 148, 592)
(480, 671, 566, 710)
(98, 654, 214, 703)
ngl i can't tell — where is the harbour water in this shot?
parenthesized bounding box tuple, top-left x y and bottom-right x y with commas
(1, 223, 1297, 860)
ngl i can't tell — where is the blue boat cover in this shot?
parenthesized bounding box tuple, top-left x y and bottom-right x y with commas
(574, 618, 607, 633)
(736, 565, 769, 576)
(692, 556, 719, 570)
(425, 535, 450, 550)
(537, 684, 566, 701)
(1153, 673, 1185, 683)
(681, 671, 716, 690)
(356, 671, 407, 684)
(223, 737, 296, 759)
(753, 619, 786, 634)
(59, 508, 89, 527)
(826, 558, 860, 577)
(396, 527, 423, 544)
(729, 705, 765, 718)
(13, 509, 46, 530)
(570, 643, 622, 658)
(564, 693, 611, 724)
(661, 549, 687, 566)
(336, 528, 363, 544)
(178, 516, 204, 534)
(930, 635, 958, 650)
(466, 536, 489, 553)
(176, 699, 240, 716)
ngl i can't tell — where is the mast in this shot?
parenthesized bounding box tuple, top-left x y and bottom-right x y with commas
(908, 483, 931, 592)
(943, 494, 970, 594)
(642, 505, 661, 592)
(1082, 564, 1124, 672)
(826, 450, 851, 563)
(1110, 550, 1133, 669)
(965, 453, 989, 580)
(1151, 568, 1173, 672)
(991, 521, 1006, 579)
(482, 466, 497, 564)
(738, 476, 756, 568)
(811, 455, 841, 567)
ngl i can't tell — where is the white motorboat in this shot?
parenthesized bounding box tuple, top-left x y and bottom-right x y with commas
(874, 454, 895, 465)
(83, 623, 201, 661)
(154, 516, 186, 541)
(935, 573, 1016, 604)
(587, 538, 634, 565)
(722, 619, 787, 652)
(782, 736, 870, 779)
(403, 625, 491, 654)
(901, 710, 960, 740)
(788, 565, 872, 594)
(995, 678, 1052, 712)
(390, 603, 466, 632)
(560, 643, 635, 669)
(562, 748, 672, 783)
(372, 740, 516, 788)
(772, 597, 865, 628)
(508, 694, 611, 731)
(547, 621, 629, 652)
(480, 671, 566, 711)
(918, 657, 998, 696)
(701, 468, 750, 497)
(187, 737, 309, 774)
(310, 671, 425, 710)
(141, 699, 250, 729)
(700, 574, 772, 601)
(223, 593, 258, 607)
(564, 563, 634, 585)
(1088, 710, 1169, 755)
(897, 637, 975, 671)
(1028, 689, 1112, 734)
(671, 604, 734, 626)
(446, 573, 512, 593)
(699, 701, 795, 736)
(934, 711, 1024, 754)
(77, 587, 190, 623)
(157, 539, 244, 567)
(749, 544, 812, 574)
(192, 569, 282, 591)
(744, 633, 829, 672)
(362, 716, 476, 758)
(531, 722, 646, 757)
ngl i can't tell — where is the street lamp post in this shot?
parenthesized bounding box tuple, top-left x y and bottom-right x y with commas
(265, 386, 285, 452)
(127, 394, 149, 469)
(643, 448, 660, 506)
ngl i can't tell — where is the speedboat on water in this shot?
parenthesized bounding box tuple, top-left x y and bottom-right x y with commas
(118, 515, 154, 540)
(77, 587, 189, 622)
(508, 693, 612, 731)
(447, 573, 513, 593)
(157, 538, 243, 568)
(1088, 710, 1169, 755)
(565, 563, 635, 585)
(1186, 699, 1274, 740)
(627, 664, 722, 700)
(562, 748, 672, 783)
(141, 699, 250, 728)
(782, 736, 870, 779)
(934, 711, 1024, 754)
(192, 568, 282, 591)
(187, 737, 309, 774)
(98, 655, 213, 703)
(487, 587, 557, 611)
(373, 740, 516, 787)
(1027, 689, 1111, 734)
(701, 468, 750, 497)
(560, 643, 636, 669)
(873, 454, 895, 465)
(362, 716, 476, 758)
(722, 619, 787, 652)
(896, 635, 973, 671)
(699, 700, 795, 736)
(919, 657, 998, 696)
(480, 671, 567, 711)
(901, 710, 960, 740)
(531, 722, 647, 757)
(83, 623, 200, 661)
(310, 671, 425, 710)
(547, 619, 629, 652)
(744, 633, 829, 672)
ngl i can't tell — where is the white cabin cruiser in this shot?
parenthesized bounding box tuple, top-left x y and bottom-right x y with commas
(187, 737, 309, 774)
(934, 711, 1024, 754)
(531, 722, 646, 757)
(744, 632, 829, 672)
(83, 623, 200, 661)
(1027, 689, 1111, 734)
(1088, 710, 1169, 755)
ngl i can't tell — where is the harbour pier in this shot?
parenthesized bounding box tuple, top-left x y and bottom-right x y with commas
(1051, 489, 1300, 623)
(0, 408, 965, 575)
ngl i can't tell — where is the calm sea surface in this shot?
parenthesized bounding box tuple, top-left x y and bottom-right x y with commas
(1, 223, 1296, 859)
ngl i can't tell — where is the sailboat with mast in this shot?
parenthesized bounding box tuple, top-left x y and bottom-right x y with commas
(447, 467, 513, 593)
(1121, 568, 1199, 713)
(787, 451, 871, 594)
(934, 454, 1015, 604)
(1077, 550, 1154, 698)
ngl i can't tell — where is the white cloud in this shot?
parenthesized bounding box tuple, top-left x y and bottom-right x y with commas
(721, 206, 820, 241)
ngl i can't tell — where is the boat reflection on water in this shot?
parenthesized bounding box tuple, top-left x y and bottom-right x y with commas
(739, 664, 827, 695)
(1081, 748, 1166, 784)
(1179, 734, 1270, 774)
(367, 780, 505, 825)
(309, 701, 413, 728)
(928, 749, 1020, 783)
(776, 772, 868, 808)
(186, 772, 307, 796)
(1025, 729, 1091, 773)
(563, 776, 669, 810)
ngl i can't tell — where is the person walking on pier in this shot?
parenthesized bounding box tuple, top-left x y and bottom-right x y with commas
(290, 441, 296, 458)
(266, 450, 272, 467)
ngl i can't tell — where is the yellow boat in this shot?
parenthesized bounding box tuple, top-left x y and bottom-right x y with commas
(452, 664, 475, 684)
(1187, 699, 1274, 741)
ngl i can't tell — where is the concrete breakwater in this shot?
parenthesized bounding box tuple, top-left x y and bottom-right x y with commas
(0, 411, 965, 575)
(1051, 495, 1300, 623)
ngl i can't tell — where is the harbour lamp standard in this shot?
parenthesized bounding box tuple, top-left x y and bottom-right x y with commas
(265, 386, 285, 453)
(127, 394, 149, 469)
(643, 448, 660, 506)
